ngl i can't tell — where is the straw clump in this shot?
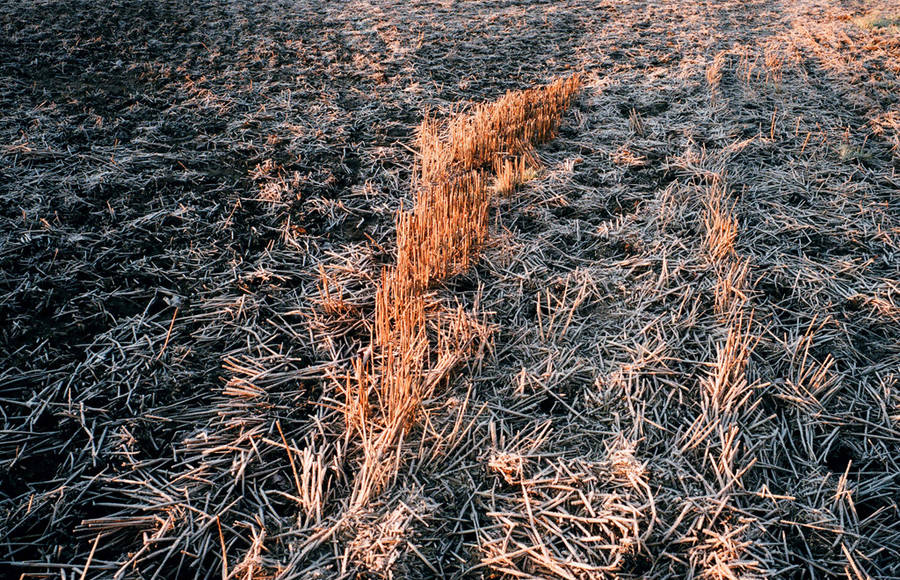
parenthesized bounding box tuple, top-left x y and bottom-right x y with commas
(349, 75, 582, 508)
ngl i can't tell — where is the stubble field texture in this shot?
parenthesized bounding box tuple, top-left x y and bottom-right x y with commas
(1, 0, 899, 578)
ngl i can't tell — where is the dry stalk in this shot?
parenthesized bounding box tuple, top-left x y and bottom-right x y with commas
(346, 75, 582, 508)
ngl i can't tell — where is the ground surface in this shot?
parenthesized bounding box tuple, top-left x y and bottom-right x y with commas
(1, 0, 898, 578)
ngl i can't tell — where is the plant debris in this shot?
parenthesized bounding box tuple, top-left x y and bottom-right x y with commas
(2, 0, 898, 578)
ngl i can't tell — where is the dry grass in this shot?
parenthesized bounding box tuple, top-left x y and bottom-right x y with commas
(348, 76, 581, 509)
(2, 1, 899, 579)
(854, 13, 900, 32)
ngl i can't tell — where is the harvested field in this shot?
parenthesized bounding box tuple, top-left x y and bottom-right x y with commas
(1, 0, 898, 578)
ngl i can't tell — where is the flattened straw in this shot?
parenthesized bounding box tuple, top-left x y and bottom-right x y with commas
(79, 533, 102, 580)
